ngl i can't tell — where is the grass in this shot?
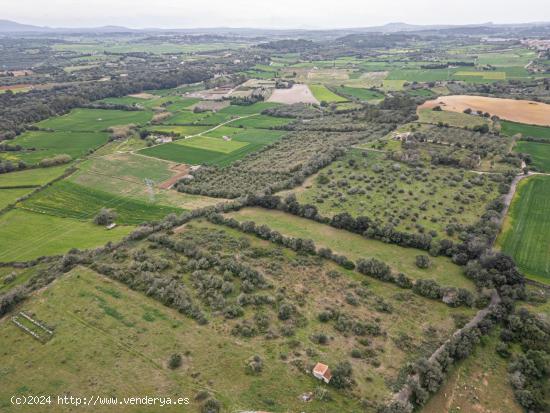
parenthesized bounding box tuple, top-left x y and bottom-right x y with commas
(146, 125, 211, 136)
(0, 209, 133, 262)
(219, 102, 281, 115)
(227, 115, 292, 129)
(497, 175, 550, 283)
(227, 208, 474, 290)
(176, 136, 249, 154)
(0, 165, 69, 187)
(297, 149, 499, 238)
(516, 141, 550, 172)
(418, 108, 491, 129)
(421, 331, 522, 413)
(332, 87, 384, 102)
(139, 128, 286, 167)
(0, 131, 109, 165)
(308, 84, 348, 103)
(501, 120, 550, 140)
(162, 111, 211, 125)
(35, 108, 153, 132)
(0, 265, 361, 412)
(0, 188, 33, 210)
(20, 180, 182, 225)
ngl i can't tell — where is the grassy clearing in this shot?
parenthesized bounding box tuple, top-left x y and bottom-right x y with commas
(501, 120, 550, 140)
(516, 141, 550, 172)
(0, 165, 69, 187)
(0, 131, 109, 165)
(36, 109, 153, 132)
(497, 175, 550, 283)
(421, 331, 522, 413)
(0, 210, 133, 262)
(20, 180, 182, 225)
(227, 208, 474, 290)
(417, 108, 490, 129)
(308, 84, 348, 103)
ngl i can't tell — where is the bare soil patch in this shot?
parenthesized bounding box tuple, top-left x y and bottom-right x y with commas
(129, 92, 156, 99)
(420, 95, 550, 126)
(267, 84, 319, 104)
(158, 164, 190, 189)
(190, 100, 230, 112)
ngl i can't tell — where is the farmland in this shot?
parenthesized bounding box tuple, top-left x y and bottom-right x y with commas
(20, 180, 183, 225)
(36, 108, 154, 132)
(308, 84, 348, 103)
(515, 141, 550, 172)
(295, 149, 500, 237)
(497, 175, 550, 283)
(420, 96, 550, 126)
(0, 209, 133, 262)
(1, 21, 549, 413)
(0, 130, 109, 165)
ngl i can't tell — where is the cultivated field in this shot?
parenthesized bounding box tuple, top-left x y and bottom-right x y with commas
(497, 175, 550, 283)
(0, 209, 133, 262)
(0, 165, 69, 187)
(267, 84, 319, 104)
(420, 95, 550, 126)
(36, 108, 153, 132)
(515, 141, 550, 172)
(308, 84, 348, 103)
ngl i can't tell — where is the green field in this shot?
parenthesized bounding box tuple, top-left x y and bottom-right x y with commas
(516, 141, 550, 172)
(140, 128, 286, 167)
(308, 84, 348, 103)
(176, 136, 249, 153)
(0, 209, 133, 262)
(418, 108, 491, 129)
(0, 131, 109, 164)
(228, 208, 474, 290)
(146, 125, 211, 136)
(36, 108, 153, 132)
(497, 175, 550, 283)
(219, 102, 281, 115)
(501, 120, 550, 140)
(0, 165, 69, 187)
(0, 188, 33, 210)
(227, 115, 292, 129)
(162, 111, 211, 125)
(334, 86, 384, 101)
(20, 180, 182, 225)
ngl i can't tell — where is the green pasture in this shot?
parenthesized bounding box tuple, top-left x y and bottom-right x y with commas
(0, 209, 133, 262)
(308, 84, 348, 103)
(20, 180, 182, 225)
(501, 121, 550, 140)
(497, 175, 550, 283)
(516, 141, 550, 172)
(0, 165, 69, 187)
(333, 86, 384, 101)
(36, 108, 153, 132)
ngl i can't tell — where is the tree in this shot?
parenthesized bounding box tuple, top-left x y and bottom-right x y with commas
(330, 361, 354, 389)
(415, 255, 430, 269)
(168, 353, 182, 369)
(94, 208, 117, 226)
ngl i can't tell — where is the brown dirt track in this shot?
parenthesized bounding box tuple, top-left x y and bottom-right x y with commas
(158, 164, 189, 189)
(420, 95, 550, 126)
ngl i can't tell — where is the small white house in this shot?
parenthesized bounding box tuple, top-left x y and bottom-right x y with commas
(155, 136, 173, 144)
(106, 223, 117, 230)
(312, 362, 332, 384)
(222, 135, 231, 141)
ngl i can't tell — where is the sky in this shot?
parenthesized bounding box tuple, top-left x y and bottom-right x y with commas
(1, 0, 549, 29)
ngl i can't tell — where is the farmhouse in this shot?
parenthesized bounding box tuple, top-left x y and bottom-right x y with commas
(312, 362, 332, 383)
(155, 136, 173, 144)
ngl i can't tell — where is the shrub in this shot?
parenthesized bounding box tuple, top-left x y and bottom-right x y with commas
(415, 255, 430, 269)
(168, 353, 182, 369)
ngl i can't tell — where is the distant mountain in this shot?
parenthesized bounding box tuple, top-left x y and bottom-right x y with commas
(0, 19, 549, 35)
(0, 19, 50, 32)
